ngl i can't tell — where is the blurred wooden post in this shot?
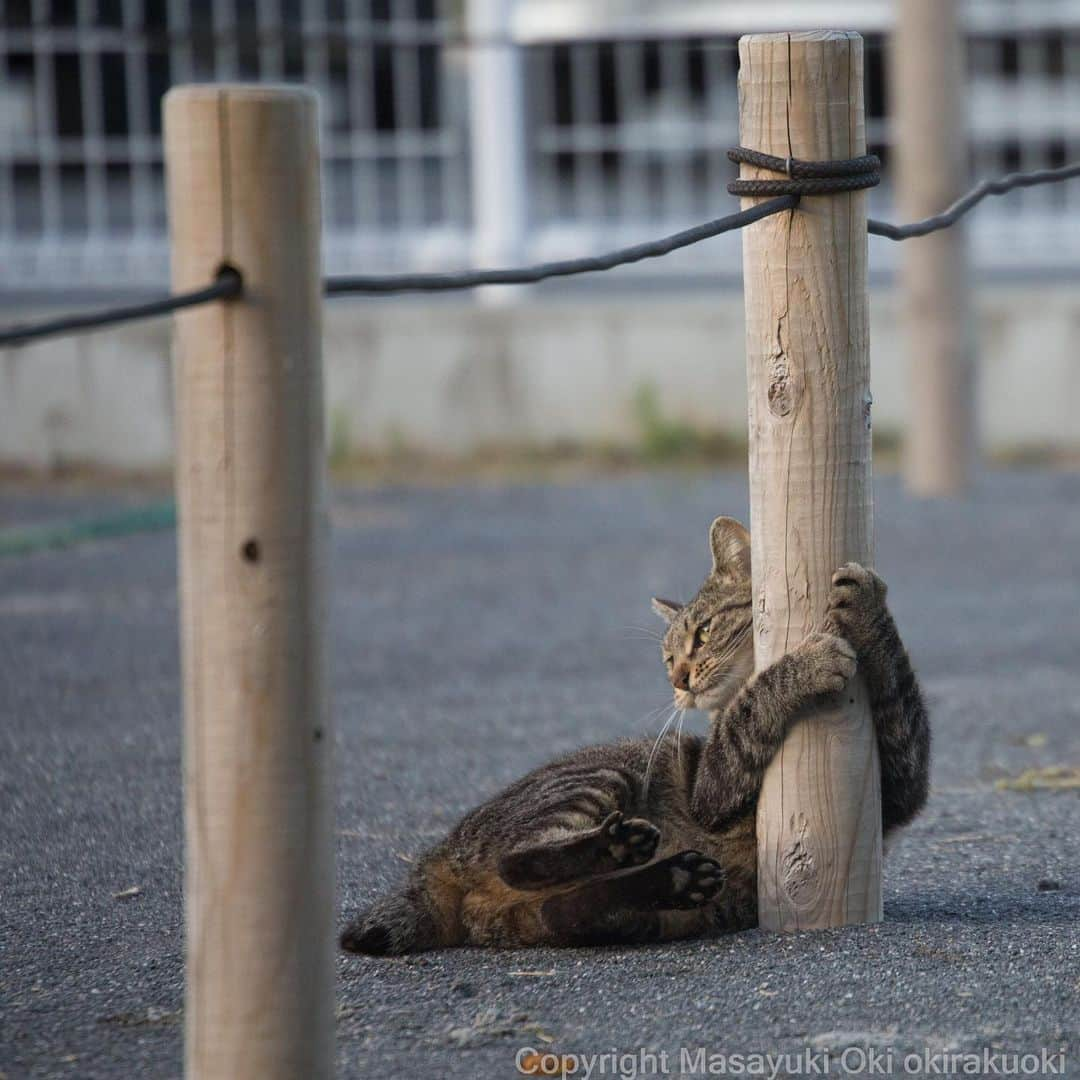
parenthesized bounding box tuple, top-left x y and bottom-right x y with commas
(891, 0, 975, 496)
(737, 32, 883, 931)
(164, 86, 334, 1079)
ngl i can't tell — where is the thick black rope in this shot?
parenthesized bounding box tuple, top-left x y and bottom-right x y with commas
(0, 267, 243, 348)
(325, 156, 1080, 293)
(3, 158, 1080, 345)
(727, 146, 881, 196)
(324, 195, 798, 295)
(868, 161, 1080, 239)
(727, 148, 1080, 241)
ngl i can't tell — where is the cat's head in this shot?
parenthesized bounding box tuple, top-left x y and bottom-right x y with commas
(651, 517, 754, 711)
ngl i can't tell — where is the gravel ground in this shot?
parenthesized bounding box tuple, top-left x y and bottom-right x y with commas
(1, 468, 1078, 1079)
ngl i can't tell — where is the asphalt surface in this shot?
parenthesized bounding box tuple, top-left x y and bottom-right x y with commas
(1, 469, 1078, 1079)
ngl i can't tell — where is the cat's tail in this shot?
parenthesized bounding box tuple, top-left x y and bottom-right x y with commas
(339, 877, 445, 956)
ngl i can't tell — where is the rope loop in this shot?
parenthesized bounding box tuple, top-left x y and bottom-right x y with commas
(727, 146, 881, 196)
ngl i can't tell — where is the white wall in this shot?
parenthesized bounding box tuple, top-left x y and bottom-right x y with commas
(1, 283, 1077, 471)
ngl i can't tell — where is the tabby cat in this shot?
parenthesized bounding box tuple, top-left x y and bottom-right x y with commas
(340, 517, 930, 954)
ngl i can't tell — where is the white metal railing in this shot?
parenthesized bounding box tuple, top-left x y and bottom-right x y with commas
(3, 0, 1080, 291)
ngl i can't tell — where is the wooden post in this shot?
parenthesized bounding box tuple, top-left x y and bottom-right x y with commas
(164, 86, 333, 1079)
(891, 0, 975, 496)
(737, 32, 883, 931)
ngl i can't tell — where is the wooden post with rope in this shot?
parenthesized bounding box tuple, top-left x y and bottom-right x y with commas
(165, 86, 334, 1078)
(736, 32, 883, 931)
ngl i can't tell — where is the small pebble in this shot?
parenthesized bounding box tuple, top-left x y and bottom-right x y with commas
(1037, 879, 1061, 892)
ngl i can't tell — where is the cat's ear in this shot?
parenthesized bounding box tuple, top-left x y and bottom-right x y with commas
(709, 516, 751, 577)
(651, 596, 682, 623)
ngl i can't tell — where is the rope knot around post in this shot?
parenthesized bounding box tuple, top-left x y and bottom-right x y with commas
(726, 146, 881, 197)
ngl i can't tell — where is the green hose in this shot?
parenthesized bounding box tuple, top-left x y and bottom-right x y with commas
(0, 501, 176, 558)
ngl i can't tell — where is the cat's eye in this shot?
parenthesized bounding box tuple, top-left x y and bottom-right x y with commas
(694, 624, 711, 647)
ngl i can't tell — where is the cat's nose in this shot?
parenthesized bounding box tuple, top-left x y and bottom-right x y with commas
(671, 664, 691, 691)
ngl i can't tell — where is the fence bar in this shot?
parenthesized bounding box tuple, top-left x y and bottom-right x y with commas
(76, 0, 108, 241)
(31, 0, 62, 241)
(467, 0, 527, 301)
(614, 40, 647, 224)
(123, 0, 155, 243)
(164, 85, 333, 1080)
(738, 31, 883, 932)
(891, 0, 975, 497)
(391, 0, 426, 231)
(343, 0, 376, 231)
(0, 0, 13, 244)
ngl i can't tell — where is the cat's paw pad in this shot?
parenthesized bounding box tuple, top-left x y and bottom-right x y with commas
(667, 851, 725, 908)
(826, 564, 887, 646)
(798, 631, 858, 695)
(602, 811, 660, 865)
(829, 562, 887, 609)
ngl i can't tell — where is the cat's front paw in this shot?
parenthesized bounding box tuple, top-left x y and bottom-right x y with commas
(602, 811, 660, 866)
(826, 562, 887, 646)
(794, 631, 857, 696)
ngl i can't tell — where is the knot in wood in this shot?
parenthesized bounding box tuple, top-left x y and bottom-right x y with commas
(767, 358, 795, 417)
(782, 835, 816, 900)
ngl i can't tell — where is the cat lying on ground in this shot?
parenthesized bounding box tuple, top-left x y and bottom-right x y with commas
(340, 517, 930, 953)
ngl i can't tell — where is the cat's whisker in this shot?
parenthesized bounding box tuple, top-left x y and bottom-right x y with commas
(674, 708, 687, 777)
(637, 700, 676, 728)
(642, 706, 678, 798)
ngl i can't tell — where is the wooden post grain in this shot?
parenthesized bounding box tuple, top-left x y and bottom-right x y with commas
(891, 0, 975, 496)
(737, 32, 883, 931)
(164, 86, 333, 1079)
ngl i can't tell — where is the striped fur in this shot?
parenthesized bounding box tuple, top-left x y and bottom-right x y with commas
(340, 519, 930, 954)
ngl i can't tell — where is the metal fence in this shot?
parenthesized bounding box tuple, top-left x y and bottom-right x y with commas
(3, 0, 1080, 291)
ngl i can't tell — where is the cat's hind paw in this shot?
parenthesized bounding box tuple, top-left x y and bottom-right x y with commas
(665, 851, 725, 909)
